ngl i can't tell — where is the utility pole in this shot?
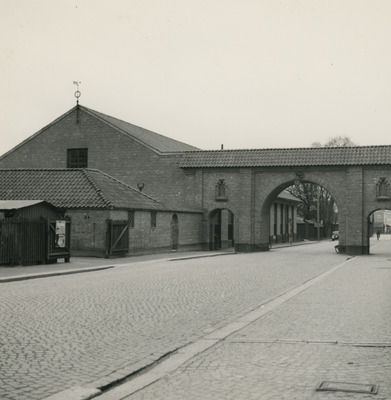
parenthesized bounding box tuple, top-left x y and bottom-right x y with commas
(317, 186, 321, 240)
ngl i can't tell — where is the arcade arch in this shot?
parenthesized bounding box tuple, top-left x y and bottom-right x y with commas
(367, 209, 391, 255)
(258, 177, 340, 248)
(181, 146, 391, 255)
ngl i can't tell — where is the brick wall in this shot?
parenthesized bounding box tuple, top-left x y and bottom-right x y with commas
(128, 211, 203, 255)
(66, 208, 203, 257)
(65, 209, 110, 257)
(0, 108, 199, 210)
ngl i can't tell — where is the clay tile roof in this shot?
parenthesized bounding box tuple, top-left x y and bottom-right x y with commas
(179, 145, 391, 168)
(82, 106, 200, 153)
(0, 169, 164, 210)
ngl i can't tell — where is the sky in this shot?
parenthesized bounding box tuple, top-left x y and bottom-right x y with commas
(1, 0, 391, 156)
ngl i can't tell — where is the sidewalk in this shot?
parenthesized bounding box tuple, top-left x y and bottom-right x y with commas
(0, 240, 318, 283)
(0, 250, 237, 283)
(91, 240, 391, 400)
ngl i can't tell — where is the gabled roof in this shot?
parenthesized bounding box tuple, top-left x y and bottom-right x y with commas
(0, 105, 200, 160)
(82, 106, 200, 153)
(180, 146, 391, 168)
(0, 168, 164, 210)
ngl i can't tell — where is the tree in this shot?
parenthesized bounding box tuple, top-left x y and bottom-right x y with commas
(288, 182, 337, 238)
(312, 135, 357, 147)
(288, 136, 356, 238)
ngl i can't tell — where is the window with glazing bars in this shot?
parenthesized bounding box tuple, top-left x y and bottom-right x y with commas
(67, 148, 88, 168)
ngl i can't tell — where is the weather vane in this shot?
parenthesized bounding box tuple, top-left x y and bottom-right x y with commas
(73, 81, 81, 105)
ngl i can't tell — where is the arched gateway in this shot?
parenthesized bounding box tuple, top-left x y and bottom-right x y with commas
(180, 146, 391, 255)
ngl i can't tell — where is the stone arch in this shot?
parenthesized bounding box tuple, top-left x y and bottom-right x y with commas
(366, 208, 391, 254)
(257, 172, 343, 250)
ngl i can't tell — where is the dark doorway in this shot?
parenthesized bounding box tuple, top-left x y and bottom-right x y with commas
(209, 209, 234, 250)
(171, 214, 179, 250)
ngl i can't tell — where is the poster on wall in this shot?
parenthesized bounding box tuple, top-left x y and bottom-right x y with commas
(55, 220, 66, 248)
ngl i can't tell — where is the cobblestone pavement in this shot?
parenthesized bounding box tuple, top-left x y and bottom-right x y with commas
(0, 241, 342, 400)
(115, 239, 391, 400)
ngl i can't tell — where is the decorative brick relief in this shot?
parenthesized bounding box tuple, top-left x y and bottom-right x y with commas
(215, 179, 227, 201)
(376, 177, 390, 201)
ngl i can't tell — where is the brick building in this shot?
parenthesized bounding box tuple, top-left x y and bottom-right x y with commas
(0, 105, 312, 256)
(269, 191, 300, 244)
(0, 168, 203, 257)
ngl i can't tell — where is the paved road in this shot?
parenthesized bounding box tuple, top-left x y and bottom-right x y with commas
(100, 239, 391, 400)
(0, 241, 344, 400)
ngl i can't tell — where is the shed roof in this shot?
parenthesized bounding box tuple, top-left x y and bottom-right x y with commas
(277, 191, 301, 203)
(0, 169, 165, 210)
(180, 146, 391, 168)
(0, 200, 49, 210)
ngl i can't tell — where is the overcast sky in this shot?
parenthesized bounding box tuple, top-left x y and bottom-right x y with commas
(1, 0, 391, 155)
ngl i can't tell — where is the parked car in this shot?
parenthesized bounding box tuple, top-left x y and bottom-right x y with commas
(331, 231, 339, 241)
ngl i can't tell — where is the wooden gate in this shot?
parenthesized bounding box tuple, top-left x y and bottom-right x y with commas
(106, 219, 129, 257)
(20, 219, 47, 265)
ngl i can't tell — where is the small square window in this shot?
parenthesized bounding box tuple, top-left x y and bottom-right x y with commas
(67, 148, 88, 168)
(151, 211, 157, 228)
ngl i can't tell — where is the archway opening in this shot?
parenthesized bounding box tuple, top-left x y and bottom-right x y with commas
(209, 208, 234, 250)
(262, 179, 339, 248)
(367, 209, 391, 255)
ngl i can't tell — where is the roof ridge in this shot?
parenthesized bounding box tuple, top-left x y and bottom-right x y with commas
(180, 145, 391, 168)
(88, 169, 162, 205)
(183, 144, 391, 153)
(82, 169, 115, 209)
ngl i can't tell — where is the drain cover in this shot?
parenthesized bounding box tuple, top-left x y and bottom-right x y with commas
(316, 381, 378, 394)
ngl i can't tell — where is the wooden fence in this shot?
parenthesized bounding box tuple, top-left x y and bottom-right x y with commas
(0, 219, 70, 266)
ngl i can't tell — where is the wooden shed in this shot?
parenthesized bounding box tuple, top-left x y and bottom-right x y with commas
(0, 200, 70, 266)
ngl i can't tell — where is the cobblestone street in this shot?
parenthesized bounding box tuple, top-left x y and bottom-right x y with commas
(1, 240, 390, 400)
(0, 242, 339, 400)
(105, 240, 391, 400)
